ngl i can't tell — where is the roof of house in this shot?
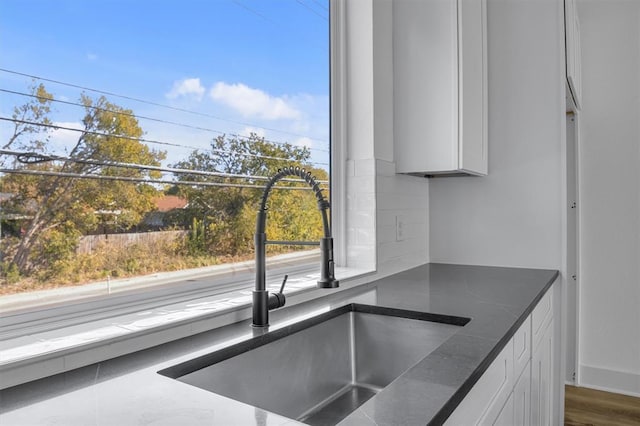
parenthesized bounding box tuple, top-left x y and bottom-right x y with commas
(154, 195, 188, 212)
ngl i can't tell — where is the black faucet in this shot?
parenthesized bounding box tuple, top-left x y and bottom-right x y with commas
(253, 166, 339, 327)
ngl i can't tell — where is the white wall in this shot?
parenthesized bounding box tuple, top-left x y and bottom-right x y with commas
(577, 0, 640, 397)
(429, 0, 565, 270)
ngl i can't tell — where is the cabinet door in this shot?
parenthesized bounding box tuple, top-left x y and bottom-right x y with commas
(491, 392, 514, 426)
(514, 361, 531, 426)
(531, 320, 553, 426)
(393, 0, 458, 175)
(393, 0, 487, 176)
(565, 0, 582, 108)
(532, 288, 553, 349)
(458, 0, 488, 175)
(444, 339, 514, 425)
(513, 315, 532, 379)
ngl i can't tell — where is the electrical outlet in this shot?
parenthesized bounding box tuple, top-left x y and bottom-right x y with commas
(396, 215, 406, 241)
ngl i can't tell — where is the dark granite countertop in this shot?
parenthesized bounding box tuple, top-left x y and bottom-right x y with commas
(0, 263, 558, 426)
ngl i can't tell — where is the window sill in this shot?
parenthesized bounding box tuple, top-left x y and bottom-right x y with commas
(0, 256, 374, 390)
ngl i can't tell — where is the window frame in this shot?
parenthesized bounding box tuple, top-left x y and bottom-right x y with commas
(330, 0, 347, 267)
(0, 0, 390, 391)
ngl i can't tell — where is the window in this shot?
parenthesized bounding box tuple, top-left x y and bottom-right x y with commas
(0, 0, 331, 313)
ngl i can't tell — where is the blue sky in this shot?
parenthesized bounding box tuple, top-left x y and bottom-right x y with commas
(0, 0, 330, 168)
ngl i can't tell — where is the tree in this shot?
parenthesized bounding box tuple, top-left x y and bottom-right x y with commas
(1, 83, 53, 166)
(1, 86, 166, 274)
(172, 133, 328, 256)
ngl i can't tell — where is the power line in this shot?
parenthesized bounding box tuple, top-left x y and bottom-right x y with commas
(0, 88, 330, 153)
(0, 68, 329, 144)
(1, 116, 199, 151)
(0, 117, 330, 167)
(0, 149, 329, 185)
(232, 0, 276, 24)
(0, 168, 322, 192)
(295, 0, 328, 21)
(310, 0, 329, 12)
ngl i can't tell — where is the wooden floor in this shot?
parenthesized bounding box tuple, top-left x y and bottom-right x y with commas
(565, 385, 640, 426)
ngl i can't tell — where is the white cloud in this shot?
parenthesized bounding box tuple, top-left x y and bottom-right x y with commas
(166, 78, 206, 101)
(293, 137, 313, 149)
(209, 82, 301, 121)
(48, 121, 84, 152)
(239, 126, 266, 138)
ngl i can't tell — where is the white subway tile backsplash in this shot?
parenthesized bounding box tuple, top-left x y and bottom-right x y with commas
(377, 212, 396, 228)
(344, 159, 377, 270)
(355, 193, 376, 211)
(346, 160, 355, 177)
(347, 175, 376, 194)
(378, 255, 426, 277)
(346, 192, 356, 210)
(346, 244, 376, 270)
(354, 158, 376, 177)
(356, 227, 376, 245)
(378, 175, 428, 194)
(405, 210, 428, 224)
(351, 210, 375, 228)
(377, 224, 396, 244)
(344, 158, 429, 273)
(377, 192, 420, 211)
(371, 161, 429, 270)
(347, 227, 357, 245)
(376, 159, 396, 176)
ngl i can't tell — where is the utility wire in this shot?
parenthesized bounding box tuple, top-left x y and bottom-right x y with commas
(310, 0, 329, 11)
(0, 88, 330, 153)
(232, 0, 276, 24)
(295, 0, 328, 21)
(0, 149, 329, 185)
(0, 116, 330, 166)
(0, 168, 320, 191)
(0, 68, 329, 143)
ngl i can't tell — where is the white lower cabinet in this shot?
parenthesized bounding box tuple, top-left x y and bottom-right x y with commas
(444, 340, 514, 425)
(493, 392, 515, 426)
(531, 320, 553, 426)
(514, 360, 531, 426)
(444, 286, 554, 425)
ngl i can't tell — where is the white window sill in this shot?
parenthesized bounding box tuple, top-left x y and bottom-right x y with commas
(0, 254, 374, 390)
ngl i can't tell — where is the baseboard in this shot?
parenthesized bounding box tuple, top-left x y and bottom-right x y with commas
(579, 364, 640, 398)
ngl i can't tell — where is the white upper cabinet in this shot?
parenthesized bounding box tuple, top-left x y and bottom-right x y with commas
(393, 0, 488, 177)
(565, 0, 582, 109)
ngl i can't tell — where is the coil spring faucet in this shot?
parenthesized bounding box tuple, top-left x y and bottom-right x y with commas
(253, 166, 339, 327)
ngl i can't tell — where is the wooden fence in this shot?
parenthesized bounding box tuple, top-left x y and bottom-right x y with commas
(77, 230, 187, 254)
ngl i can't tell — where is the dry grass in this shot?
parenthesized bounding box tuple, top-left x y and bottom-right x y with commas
(0, 238, 302, 296)
(0, 240, 250, 295)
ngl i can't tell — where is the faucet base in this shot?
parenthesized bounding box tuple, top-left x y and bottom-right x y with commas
(317, 279, 339, 288)
(252, 290, 269, 327)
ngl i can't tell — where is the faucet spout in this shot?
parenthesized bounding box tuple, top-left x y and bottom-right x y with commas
(253, 166, 339, 327)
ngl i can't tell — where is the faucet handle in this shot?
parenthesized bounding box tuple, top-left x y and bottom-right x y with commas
(279, 274, 288, 294)
(268, 275, 288, 310)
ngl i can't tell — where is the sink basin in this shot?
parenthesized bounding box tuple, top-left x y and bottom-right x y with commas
(159, 304, 469, 425)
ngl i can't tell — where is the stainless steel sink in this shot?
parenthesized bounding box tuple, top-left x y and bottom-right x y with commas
(159, 304, 469, 426)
